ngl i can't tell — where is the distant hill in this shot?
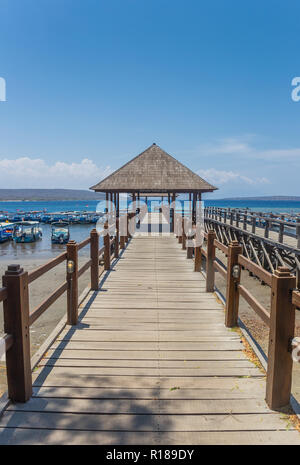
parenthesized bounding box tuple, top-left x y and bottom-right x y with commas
(219, 196, 300, 201)
(0, 189, 105, 201)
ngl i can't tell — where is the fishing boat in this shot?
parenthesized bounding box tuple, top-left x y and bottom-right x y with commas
(0, 222, 14, 243)
(51, 221, 70, 244)
(13, 221, 42, 243)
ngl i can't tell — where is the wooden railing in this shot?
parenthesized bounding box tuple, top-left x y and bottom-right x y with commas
(205, 206, 300, 247)
(0, 212, 135, 403)
(176, 219, 300, 410)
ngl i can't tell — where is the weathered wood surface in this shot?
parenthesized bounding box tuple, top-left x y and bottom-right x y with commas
(0, 226, 299, 444)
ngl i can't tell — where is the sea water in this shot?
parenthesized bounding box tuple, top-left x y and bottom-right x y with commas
(0, 198, 299, 262)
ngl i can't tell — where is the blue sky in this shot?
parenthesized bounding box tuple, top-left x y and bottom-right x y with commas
(0, 0, 300, 198)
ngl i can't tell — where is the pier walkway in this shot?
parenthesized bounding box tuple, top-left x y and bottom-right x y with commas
(1, 218, 300, 444)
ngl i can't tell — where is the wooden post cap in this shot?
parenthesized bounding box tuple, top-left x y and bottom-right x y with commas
(275, 266, 292, 277)
(5, 264, 23, 275)
(230, 240, 240, 247)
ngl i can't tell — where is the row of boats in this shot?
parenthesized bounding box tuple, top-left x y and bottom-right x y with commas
(0, 211, 103, 224)
(0, 221, 70, 244)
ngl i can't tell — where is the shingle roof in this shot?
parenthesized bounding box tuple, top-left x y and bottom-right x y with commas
(90, 144, 217, 193)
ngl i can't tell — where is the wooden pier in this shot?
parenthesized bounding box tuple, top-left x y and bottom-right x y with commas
(0, 213, 300, 444)
(1, 145, 300, 445)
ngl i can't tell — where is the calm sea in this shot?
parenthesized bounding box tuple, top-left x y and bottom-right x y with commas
(1, 198, 300, 214)
(0, 198, 299, 261)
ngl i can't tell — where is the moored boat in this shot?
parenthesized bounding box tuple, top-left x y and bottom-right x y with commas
(0, 222, 14, 243)
(51, 221, 70, 244)
(13, 221, 42, 243)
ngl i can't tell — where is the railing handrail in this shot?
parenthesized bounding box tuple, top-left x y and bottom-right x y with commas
(205, 206, 300, 228)
(238, 254, 272, 286)
(28, 251, 67, 284)
(205, 217, 300, 253)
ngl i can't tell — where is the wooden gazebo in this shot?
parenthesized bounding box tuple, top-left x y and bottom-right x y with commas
(90, 143, 217, 229)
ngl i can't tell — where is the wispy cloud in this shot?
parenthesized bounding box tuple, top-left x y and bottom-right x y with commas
(198, 136, 300, 161)
(0, 157, 112, 189)
(197, 168, 270, 186)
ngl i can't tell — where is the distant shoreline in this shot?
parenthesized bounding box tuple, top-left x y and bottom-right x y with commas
(0, 189, 105, 202)
(213, 196, 300, 201)
(0, 199, 101, 202)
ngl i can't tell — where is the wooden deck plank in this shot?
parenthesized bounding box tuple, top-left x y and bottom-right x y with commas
(32, 374, 268, 390)
(48, 340, 258, 351)
(38, 358, 254, 368)
(32, 366, 264, 377)
(7, 398, 272, 414)
(31, 386, 265, 399)
(1, 429, 299, 445)
(44, 349, 246, 360)
(0, 411, 294, 432)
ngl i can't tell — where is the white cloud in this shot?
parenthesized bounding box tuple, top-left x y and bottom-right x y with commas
(197, 168, 270, 186)
(199, 136, 300, 161)
(0, 157, 112, 189)
(204, 138, 252, 155)
(255, 148, 300, 160)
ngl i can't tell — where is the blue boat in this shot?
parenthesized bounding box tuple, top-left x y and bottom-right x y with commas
(13, 221, 42, 243)
(12, 215, 23, 222)
(0, 222, 14, 243)
(51, 222, 70, 244)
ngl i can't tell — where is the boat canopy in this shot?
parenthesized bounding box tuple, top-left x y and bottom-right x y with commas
(51, 222, 69, 228)
(14, 221, 40, 226)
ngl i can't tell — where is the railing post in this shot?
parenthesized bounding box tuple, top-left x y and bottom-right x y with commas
(194, 245, 202, 271)
(225, 241, 242, 327)
(178, 216, 183, 243)
(120, 215, 126, 249)
(126, 214, 131, 242)
(297, 224, 300, 249)
(174, 213, 178, 237)
(278, 222, 284, 243)
(266, 266, 296, 409)
(182, 218, 186, 250)
(2, 264, 32, 402)
(206, 230, 216, 292)
(104, 221, 111, 270)
(90, 228, 99, 291)
(67, 240, 78, 325)
(114, 217, 119, 258)
(252, 215, 256, 234)
(264, 220, 269, 238)
(186, 227, 194, 259)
